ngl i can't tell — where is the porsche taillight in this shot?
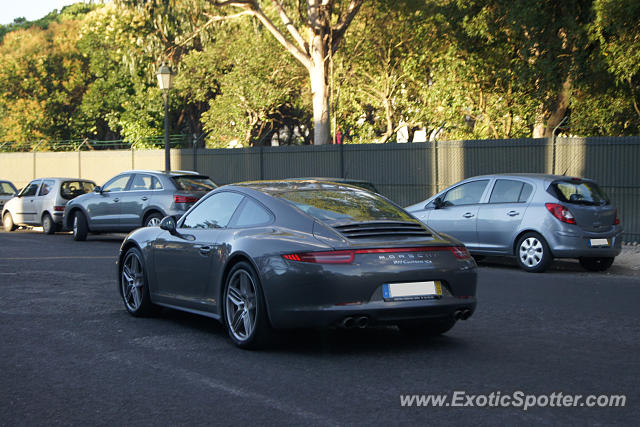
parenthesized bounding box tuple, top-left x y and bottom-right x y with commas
(281, 246, 471, 264)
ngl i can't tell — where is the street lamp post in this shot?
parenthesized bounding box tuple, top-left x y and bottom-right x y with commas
(157, 63, 174, 173)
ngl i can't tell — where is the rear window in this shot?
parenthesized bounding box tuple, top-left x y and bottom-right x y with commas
(61, 181, 95, 200)
(172, 176, 217, 192)
(0, 181, 17, 196)
(274, 188, 413, 222)
(550, 180, 609, 206)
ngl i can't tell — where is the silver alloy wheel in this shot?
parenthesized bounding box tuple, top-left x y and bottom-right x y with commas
(121, 252, 144, 311)
(519, 237, 543, 267)
(225, 269, 257, 342)
(73, 216, 78, 237)
(43, 215, 52, 233)
(146, 217, 161, 227)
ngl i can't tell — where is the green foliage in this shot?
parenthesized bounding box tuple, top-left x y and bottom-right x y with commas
(0, 0, 639, 150)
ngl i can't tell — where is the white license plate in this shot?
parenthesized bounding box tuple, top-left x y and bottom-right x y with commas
(383, 281, 442, 300)
(589, 238, 610, 247)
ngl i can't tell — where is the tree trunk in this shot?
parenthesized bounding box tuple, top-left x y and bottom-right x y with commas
(533, 77, 572, 138)
(309, 34, 331, 145)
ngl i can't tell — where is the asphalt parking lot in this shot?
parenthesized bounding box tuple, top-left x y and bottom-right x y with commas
(1, 230, 639, 426)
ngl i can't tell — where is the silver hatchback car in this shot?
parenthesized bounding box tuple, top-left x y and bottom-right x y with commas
(2, 178, 96, 234)
(406, 174, 623, 272)
(63, 170, 217, 241)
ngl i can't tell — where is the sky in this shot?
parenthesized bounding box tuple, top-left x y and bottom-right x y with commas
(1, 0, 86, 25)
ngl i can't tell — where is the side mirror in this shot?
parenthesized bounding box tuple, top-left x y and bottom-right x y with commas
(160, 216, 177, 234)
(93, 186, 102, 194)
(434, 197, 444, 209)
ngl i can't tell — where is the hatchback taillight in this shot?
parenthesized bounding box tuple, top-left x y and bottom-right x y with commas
(545, 203, 576, 224)
(614, 209, 620, 225)
(53, 205, 65, 211)
(174, 195, 198, 204)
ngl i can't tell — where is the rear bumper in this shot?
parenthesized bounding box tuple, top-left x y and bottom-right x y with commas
(548, 227, 623, 258)
(270, 296, 477, 328)
(259, 253, 478, 329)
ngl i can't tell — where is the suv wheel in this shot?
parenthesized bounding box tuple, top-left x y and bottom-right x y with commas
(72, 211, 88, 241)
(144, 212, 163, 227)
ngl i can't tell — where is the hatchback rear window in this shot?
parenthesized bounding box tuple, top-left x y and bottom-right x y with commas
(550, 180, 609, 206)
(0, 182, 17, 195)
(275, 188, 413, 222)
(61, 181, 95, 200)
(172, 176, 217, 192)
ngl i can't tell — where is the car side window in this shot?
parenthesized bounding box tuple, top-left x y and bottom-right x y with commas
(38, 180, 55, 196)
(443, 180, 489, 206)
(103, 175, 131, 192)
(19, 181, 40, 197)
(181, 192, 244, 229)
(232, 198, 273, 228)
(488, 180, 522, 204)
(519, 183, 533, 202)
(130, 174, 162, 191)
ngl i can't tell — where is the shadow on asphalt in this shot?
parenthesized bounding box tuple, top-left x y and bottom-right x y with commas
(474, 255, 630, 275)
(152, 307, 468, 354)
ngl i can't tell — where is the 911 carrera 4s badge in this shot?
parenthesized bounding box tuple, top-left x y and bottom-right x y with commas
(378, 253, 434, 265)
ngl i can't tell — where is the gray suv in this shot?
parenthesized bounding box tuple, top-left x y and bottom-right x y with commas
(407, 174, 623, 273)
(64, 170, 217, 241)
(3, 178, 96, 234)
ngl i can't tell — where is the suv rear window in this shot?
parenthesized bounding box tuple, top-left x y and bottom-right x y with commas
(61, 181, 95, 200)
(172, 176, 217, 192)
(550, 180, 609, 206)
(275, 188, 413, 222)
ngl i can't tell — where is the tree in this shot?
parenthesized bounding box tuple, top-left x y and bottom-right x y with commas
(211, 0, 363, 145)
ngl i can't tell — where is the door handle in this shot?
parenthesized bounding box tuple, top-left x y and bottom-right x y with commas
(463, 212, 474, 218)
(141, 196, 148, 201)
(507, 210, 520, 216)
(113, 198, 120, 202)
(195, 245, 212, 255)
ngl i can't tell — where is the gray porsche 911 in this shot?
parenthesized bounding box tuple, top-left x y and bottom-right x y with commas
(118, 180, 477, 349)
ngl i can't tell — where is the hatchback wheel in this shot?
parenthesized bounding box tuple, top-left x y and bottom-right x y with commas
(42, 213, 56, 235)
(516, 232, 552, 273)
(223, 261, 271, 349)
(579, 257, 614, 272)
(120, 247, 155, 316)
(72, 211, 88, 241)
(3, 212, 16, 232)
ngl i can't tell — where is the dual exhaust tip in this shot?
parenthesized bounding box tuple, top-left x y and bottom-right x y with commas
(340, 309, 472, 328)
(341, 316, 369, 329)
(454, 309, 472, 320)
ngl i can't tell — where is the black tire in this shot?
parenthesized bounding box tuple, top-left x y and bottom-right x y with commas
(72, 211, 88, 241)
(42, 213, 57, 234)
(144, 212, 163, 227)
(399, 316, 457, 336)
(515, 232, 553, 273)
(3, 212, 17, 232)
(120, 247, 155, 317)
(579, 257, 615, 272)
(223, 261, 271, 349)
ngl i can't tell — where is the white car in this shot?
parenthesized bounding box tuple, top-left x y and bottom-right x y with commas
(3, 178, 95, 234)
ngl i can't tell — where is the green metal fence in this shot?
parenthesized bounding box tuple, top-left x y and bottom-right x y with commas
(1, 136, 638, 242)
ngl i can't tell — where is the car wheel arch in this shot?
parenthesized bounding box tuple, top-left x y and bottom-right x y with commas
(219, 252, 272, 325)
(67, 207, 88, 229)
(142, 209, 165, 226)
(512, 229, 554, 257)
